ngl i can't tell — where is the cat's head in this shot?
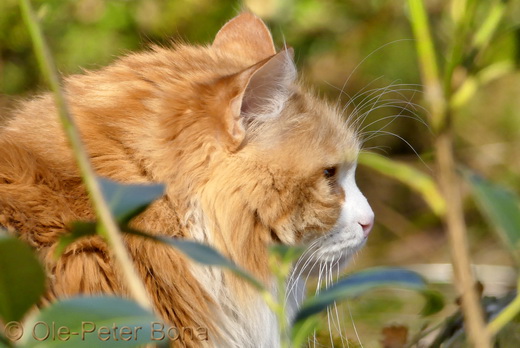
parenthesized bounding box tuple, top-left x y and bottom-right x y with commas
(159, 13, 374, 272)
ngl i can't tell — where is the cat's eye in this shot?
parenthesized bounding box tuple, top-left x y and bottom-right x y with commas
(323, 166, 337, 179)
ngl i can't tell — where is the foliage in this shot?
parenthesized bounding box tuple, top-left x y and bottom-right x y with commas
(0, 234, 45, 323)
(98, 178, 165, 224)
(405, 0, 520, 346)
(21, 297, 159, 348)
(465, 170, 520, 265)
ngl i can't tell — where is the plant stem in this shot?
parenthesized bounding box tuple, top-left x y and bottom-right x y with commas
(19, 0, 153, 311)
(435, 132, 492, 348)
(407, 0, 492, 347)
(358, 152, 446, 217)
(407, 0, 446, 132)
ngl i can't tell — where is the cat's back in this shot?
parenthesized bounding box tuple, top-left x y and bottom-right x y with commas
(0, 41, 248, 238)
(0, 45, 180, 178)
(0, 45, 188, 236)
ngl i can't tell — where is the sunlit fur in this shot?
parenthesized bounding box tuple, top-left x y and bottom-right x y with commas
(0, 13, 374, 347)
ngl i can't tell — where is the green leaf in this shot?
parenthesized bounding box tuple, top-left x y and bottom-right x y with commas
(22, 296, 159, 348)
(0, 236, 46, 322)
(293, 267, 432, 325)
(98, 177, 165, 223)
(421, 289, 445, 316)
(55, 222, 97, 257)
(162, 237, 266, 291)
(124, 228, 266, 291)
(464, 170, 520, 263)
(359, 152, 446, 216)
(291, 315, 322, 348)
(268, 244, 305, 264)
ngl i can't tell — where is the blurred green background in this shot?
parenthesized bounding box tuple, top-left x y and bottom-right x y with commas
(1, 0, 520, 347)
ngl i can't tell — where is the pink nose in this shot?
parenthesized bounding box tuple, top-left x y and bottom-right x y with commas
(359, 217, 374, 237)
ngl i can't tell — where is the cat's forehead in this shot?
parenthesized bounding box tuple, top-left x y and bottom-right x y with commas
(285, 90, 359, 155)
(248, 88, 360, 169)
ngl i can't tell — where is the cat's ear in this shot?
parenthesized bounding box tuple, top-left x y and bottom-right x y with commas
(224, 48, 296, 149)
(213, 13, 276, 63)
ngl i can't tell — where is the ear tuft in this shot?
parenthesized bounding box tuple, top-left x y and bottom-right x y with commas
(213, 13, 276, 64)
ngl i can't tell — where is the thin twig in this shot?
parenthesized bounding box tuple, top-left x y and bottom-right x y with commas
(435, 132, 491, 348)
(406, 1, 492, 347)
(19, 0, 153, 311)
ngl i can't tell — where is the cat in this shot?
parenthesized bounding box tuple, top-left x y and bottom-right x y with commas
(0, 12, 374, 347)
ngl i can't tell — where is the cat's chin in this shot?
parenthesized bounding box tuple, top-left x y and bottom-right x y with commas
(293, 233, 367, 277)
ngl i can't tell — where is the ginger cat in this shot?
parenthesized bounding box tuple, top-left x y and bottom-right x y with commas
(0, 13, 374, 347)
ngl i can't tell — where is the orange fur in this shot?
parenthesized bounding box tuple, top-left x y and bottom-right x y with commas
(0, 13, 364, 347)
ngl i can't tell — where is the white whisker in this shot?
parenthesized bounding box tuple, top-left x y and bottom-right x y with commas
(333, 262, 348, 348)
(362, 130, 431, 170)
(285, 242, 319, 288)
(348, 302, 364, 348)
(335, 39, 415, 110)
(322, 258, 333, 347)
(285, 241, 322, 304)
(311, 261, 327, 348)
(350, 90, 424, 132)
(358, 113, 428, 135)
